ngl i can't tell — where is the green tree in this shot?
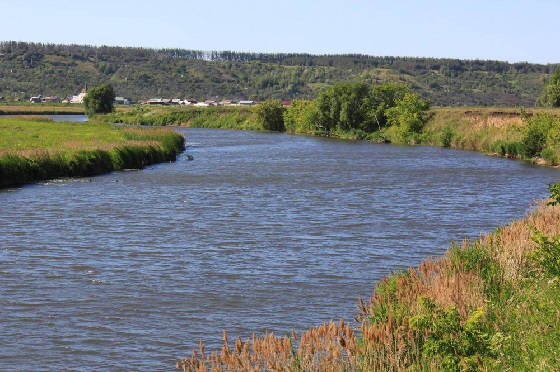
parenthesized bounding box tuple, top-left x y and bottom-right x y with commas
(283, 100, 319, 134)
(538, 72, 560, 107)
(386, 92, 431, 141)
(369, 82, 410, 130)
(83, 83, 115, 116)
(255, 99, 285, 131)
(315, 82, 373, 133)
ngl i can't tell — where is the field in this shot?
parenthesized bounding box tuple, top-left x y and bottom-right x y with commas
(0, 117, 185, 187)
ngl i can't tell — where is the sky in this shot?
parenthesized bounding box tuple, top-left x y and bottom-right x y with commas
(2, 0, 558, 64)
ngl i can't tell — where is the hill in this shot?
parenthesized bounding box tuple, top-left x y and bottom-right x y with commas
(0, 41, 558, 106)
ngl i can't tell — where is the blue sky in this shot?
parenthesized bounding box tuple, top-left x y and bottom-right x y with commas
(2, 0, 558, 63)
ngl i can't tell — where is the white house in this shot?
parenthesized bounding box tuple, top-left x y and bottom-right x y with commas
(70, 86, 88, 104)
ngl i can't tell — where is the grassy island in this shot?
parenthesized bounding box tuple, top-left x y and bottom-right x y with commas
(0, 117, 185, 188)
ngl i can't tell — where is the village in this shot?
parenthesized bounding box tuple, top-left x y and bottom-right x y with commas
(27, 86, 292, 107)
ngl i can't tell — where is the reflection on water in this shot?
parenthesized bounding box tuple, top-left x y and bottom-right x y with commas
(0, 128, 558, 369)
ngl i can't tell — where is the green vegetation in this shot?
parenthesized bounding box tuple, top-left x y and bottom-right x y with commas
(83, 83, 115, 116)
(0, 117, 184, 188)
(0, 103, 84, 115)
(538, 71, 560, 107)
(1, 41, 559, 106)
(99, 82, 431, 144)
(255, 99, 285, 131)
(96, 105, 262, 130)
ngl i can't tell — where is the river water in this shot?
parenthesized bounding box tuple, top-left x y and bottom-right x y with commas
(1, 128, 558, 370)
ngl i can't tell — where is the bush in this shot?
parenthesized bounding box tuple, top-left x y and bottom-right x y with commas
(529, 228, 560, 279)
(493, 141, 524, 158)
(409, 297, 494, 371)
(440, 126, 454, 147)
(541, 148, 558, 165)
(255, 99, 285, 131)
(547, 183, 560, 206)
(522, 114, 556, 157)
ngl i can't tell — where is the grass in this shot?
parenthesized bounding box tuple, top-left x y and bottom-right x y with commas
(0, 103, 85, 115)
(177, 199, 560, 371)
(0, 117, 185, 188)
(0, 103, 132, 115)
(94, 105, 262, 130)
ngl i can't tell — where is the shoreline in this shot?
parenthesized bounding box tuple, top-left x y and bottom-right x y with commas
(0, 118, 185, 188)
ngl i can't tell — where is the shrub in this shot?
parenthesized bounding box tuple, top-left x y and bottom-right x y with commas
(255, 99, 285, 131)
(541, 148, 558, 165)
(409, 297, 494, 371)
(522, 114, 556, 157)
(529, 227, 560, 279)
(440, 126, 454, 147)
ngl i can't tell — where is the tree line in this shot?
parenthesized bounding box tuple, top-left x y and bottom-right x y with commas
(1, 41, 559, 106)
(256, 82, 430, 142)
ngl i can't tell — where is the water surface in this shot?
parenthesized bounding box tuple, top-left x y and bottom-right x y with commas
(1, 128, 558, 370)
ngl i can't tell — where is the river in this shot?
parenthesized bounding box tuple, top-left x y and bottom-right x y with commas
(1, 127, 558, 370)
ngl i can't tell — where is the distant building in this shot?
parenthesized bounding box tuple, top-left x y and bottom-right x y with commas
(194, 102, 209, 107)
(29, 95, 42, 103)
(282, 100, 292, 107)
(114, 97, 131, 105)
(70, 86, 88, 104)
(170, 99, 182, 105)
(239, 100, 255, 106)
(42, 96, 61, 103)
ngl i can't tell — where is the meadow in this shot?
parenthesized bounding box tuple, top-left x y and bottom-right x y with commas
(0, 117, 185, 187)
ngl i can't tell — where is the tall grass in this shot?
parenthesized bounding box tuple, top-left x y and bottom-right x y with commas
(96, 106, 262, 130)
(0, 117, 184, 187)
(177, 199, 560, 371)
(0, 103, 85, 115)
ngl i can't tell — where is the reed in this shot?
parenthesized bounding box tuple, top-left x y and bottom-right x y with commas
(0, 117, 185, 188)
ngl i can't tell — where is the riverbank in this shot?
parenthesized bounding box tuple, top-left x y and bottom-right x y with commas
(397, 107, 560, 166)
(0, 103, 85, 115)
(96, 105, 560, 166)
(0, 103, 134, 115)
(178, 193, 560, 371)
(0, 117, 185, 188)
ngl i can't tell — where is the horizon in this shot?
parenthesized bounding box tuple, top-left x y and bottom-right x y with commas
(2, 40, 557, 66)
(1, 1, 559, 64)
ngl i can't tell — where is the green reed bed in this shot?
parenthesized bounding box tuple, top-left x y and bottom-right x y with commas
(0, 117, 185, 188)
(95, 105, 262, 130)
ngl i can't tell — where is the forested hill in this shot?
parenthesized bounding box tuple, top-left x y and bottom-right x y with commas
(1, 41, 558, 106)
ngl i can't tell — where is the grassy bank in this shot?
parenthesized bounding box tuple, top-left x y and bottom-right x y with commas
(95, 105, 262, 130)
(0, 103, 85, 115)
(0, 117, 185, 188)
(0, 103, 134, 115)
(98, 105, 560, 166)
(178, 192, 560, 371)
(388, 107, 560, 166)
